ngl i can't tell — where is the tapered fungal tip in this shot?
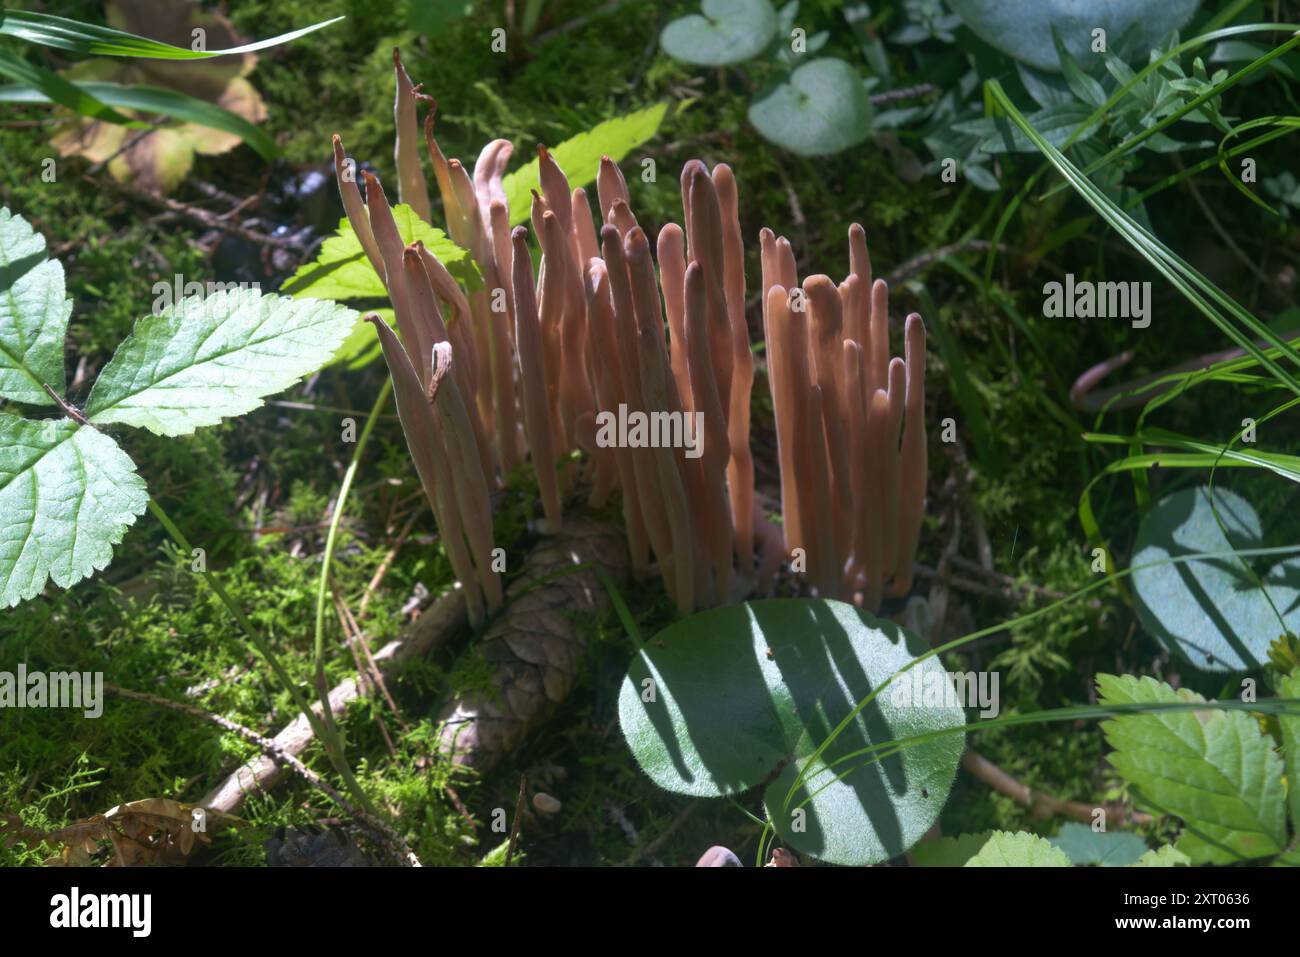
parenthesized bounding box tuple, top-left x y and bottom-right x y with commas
(538, 144, 551, 161)
(623, 225, 649, 257)
(363, 312, 384, 328)
(849, 222, 865, 240)
(511, 225, 529, 242)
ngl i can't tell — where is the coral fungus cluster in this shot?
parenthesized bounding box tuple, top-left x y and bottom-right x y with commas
(333, 50, 928, 622)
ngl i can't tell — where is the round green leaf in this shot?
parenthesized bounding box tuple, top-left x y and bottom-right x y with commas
(747, 58, 873, 157)
(947, 0, 1201, 73)
(618, 598, 965, 866)
(1131, 485, 1300, 673)
(660, 0, 778, 67)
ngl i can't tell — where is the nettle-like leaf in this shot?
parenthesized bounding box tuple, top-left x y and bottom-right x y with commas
(283, 204, 472, 368)
(282, 205, 472, 302)
(1049, 821, 1148, 866)
(85, 288, 356, 436)
(946, 0, 1202, 74)
(964, 831, 1071, 867)
(619, 598, 965, 867)
(909, 830, 996, 867)
(0, 415, 148, 608)
(1131, 844, 1191, 867)
(1278, 670, 1300, 833)
(1098, 673, 1287, 864)
(747, 59, 873, 157)
(500, 102, 669, 226)
(0, 208, 71, 404)
(660, 0, 778, 67)
(1130, 485, 1300, 673)
(0, 206, 356, 607)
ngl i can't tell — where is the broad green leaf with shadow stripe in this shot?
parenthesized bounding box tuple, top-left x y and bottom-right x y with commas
(1130, 485, 1300, 672)
(619, 598, 964, 866)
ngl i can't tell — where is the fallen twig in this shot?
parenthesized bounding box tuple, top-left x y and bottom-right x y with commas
(962, 749, 1152, 827)
(105, 683, 422, 865)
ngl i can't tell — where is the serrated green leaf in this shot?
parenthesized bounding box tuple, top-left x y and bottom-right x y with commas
(910, 831, 994, 867)
(964, 831, 1071, 866)
(282, 205, 474, 300)
(660, 0, 778, 66)
(501, 103, 668, 226)
(1131, 844, 1191, 866)
(1098, 673, 1287, 863)
(1049, 821, 1148, 866)
(618, 598, 965, 867)
(84, 290, 356, 436)
(0, 208, 71, 405)
(0, 414, 147, 608)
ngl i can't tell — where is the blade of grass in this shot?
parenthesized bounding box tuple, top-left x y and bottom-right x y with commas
(986, 78, 1300, 397)
(0, 79, 279, 158)
(0, 10, 343, 59)
(0, 46, 132, 123)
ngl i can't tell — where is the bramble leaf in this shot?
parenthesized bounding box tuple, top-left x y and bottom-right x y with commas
(1049, 821, 1148, 866)
(1131, 844, 1191, 866)
(0, 208, 70, 405)
(85, 289, 356, 436)
(964, 831, 1071, 867)
(1097, 673, 1287, 863)
(0, 414, 147, 608)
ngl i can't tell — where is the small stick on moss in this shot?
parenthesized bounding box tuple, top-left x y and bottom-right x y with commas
(104, 683, 422, 866)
